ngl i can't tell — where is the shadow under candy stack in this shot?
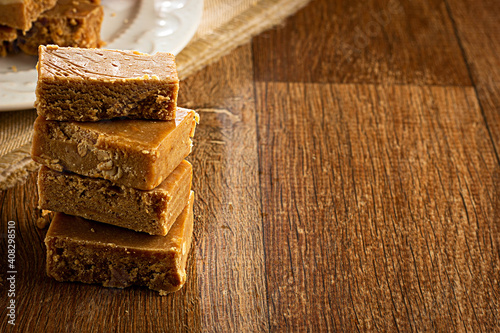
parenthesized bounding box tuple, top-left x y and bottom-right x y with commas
(30, 45, 199, 295)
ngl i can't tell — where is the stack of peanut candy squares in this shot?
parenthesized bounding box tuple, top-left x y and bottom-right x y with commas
(31, 45, 199, 295)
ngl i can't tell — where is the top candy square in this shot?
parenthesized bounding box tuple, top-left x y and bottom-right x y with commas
(35, 45, 179, 121)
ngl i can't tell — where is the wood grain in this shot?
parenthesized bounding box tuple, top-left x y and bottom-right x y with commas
(256, 82, 499, 331)
(253, 0, 471, 85)
(1, 0, 500, 331)
(445, 0, 500, 158)
(180, 44, 269, 332)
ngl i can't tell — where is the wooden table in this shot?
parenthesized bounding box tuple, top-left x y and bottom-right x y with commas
(1, 0, 499, 331)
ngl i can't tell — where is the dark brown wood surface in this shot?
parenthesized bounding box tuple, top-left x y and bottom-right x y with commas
(1, 0, 499, 331)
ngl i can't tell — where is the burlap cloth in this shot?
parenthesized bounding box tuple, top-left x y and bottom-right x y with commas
(0, 0, 310, 190)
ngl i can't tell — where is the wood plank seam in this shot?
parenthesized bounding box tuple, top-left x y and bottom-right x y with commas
(443, 0, 500, 166)
(252, 74, 274, 333)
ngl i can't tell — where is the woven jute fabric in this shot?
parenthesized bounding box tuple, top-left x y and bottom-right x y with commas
(0, 0, 311, 190)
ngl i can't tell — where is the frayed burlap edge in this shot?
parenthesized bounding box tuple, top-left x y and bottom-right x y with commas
(0, 0, 311, 190)
(0, 143, 39, 190)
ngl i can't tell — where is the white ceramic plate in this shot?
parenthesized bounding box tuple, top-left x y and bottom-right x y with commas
(0, 0, 203, 111)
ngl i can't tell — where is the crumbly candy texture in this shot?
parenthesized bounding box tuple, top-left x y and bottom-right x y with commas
(35, 45, 179, 121)
(17, 0, 104, 56)
(31, 108, 198, 190)
(44, 192, 195, 294)
(38, 160, 192, 235)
